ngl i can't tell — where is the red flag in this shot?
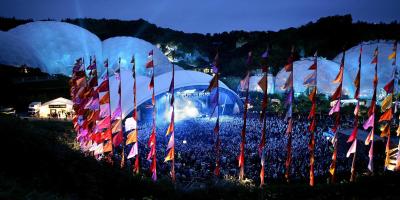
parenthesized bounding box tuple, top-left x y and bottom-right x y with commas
(207, 75, 218, 92)
(331, 84, 342, 100)
(112, 131, 123, 147)
(347, 126, 358, 143)
(384, 79, 394, 94)
(97, 80, 109, 93)
(149, 75, 154, 90)
(146, 60, 154, 68)
(371, 47, 378, 64)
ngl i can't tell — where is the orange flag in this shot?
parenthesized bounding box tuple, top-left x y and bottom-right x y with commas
(164, 147, 175, 162)
(380, 124, 390, 137)
(332, 67, 344, 83)
(103, 140, 112, 153)
(99, 92, 110, 104)
(125, 129, 138, 145)
(379, 109, 392, 122)
(166, 121, 174, 136)
(331, 84, 342, 100)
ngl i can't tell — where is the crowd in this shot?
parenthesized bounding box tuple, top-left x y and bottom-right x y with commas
(111, 113, 367, 184)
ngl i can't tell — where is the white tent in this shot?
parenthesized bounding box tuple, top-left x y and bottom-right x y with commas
(39, 97, 73, 118)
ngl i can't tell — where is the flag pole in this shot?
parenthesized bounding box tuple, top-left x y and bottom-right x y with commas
(258, 48, 269, 187)
(284, 47, 295, 183)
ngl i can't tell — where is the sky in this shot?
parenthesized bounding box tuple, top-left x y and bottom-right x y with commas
(0, 0, 399, 34)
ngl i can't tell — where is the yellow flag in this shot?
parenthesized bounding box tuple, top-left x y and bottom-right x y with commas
(125, 129, 138, 145)
(380, 124, 390, 137)
(381, 94, 393, 112)
(396, 126, 400, 136)
(164, 147, 175, 162)
(388, 52, 396, 60)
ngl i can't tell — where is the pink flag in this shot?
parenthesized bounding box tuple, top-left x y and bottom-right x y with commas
(363, 115, 375, 130)
(127, 143, 138, 159)
(329, 100, 340, 115)
(368, 141, 374, 172)
(347, 126, 358, 143)
(240, 73, 250, 91)
(354, 102, 359, 116)
(167, 132, 175, 150)
(97, 116, 111, 130)
(365, 129, 374, 145)
(346, 140, 357, 158)
(111, 106, 122, 120)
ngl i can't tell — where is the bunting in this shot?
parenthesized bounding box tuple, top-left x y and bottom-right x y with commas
(147, 50, 157, 181)
(329, 50, 345, 183)
(304, 51, 317, 186)
(129, 55, 140, 174)
(164, 53, 176, 182)
(208, 52, 221, 176)
(239, 52, 252, 180)
(364, 47, 379, 172)
(347, 46, 362, 182)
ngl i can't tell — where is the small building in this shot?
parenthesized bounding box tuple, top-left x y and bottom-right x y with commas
(39, 97, 73, 119)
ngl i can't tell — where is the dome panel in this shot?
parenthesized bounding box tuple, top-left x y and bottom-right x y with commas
(0, 31, 44, 68)
(333, 40, 398, 98)
(102, 36, 180, 77)
(8, 21, 102, 76)
(275, 57, 354, 96)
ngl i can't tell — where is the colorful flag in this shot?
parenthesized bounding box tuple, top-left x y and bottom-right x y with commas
(97, 80, 109, 93)
(99, 92, 110, 104)
(125, 129, 138, 145)
(103, 140, 112, 153)
(331, 83, 342, 100)
(383, 79, 394, 94)
(112, 131, 123, 146)
(207, 75, 218, 92)
(97, 116, 111, 130)
(329, 100, 340, 115)
(257, 76, 267, 93)
(363, 115, 375, 129)
(111, 106, 122, 121)
(127, 143, 138, 159)
(240, 72, 250, 91)
(371, 47, 378, 64)
(380, 124, 390, 137)
(281, 72, 293, 90)
(303, 72, 316, 87)
(346, 140, 357, 158)
(332, 67, 344, 83)
(164, 147, 175, 162)
(379, 108, 392, 122)
(381, 94, 393, 111)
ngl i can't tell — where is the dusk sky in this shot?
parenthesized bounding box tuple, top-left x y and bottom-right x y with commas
(1, 0, 399, 33)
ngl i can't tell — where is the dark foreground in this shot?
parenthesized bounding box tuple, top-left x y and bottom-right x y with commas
(0, 115, 399, 200)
